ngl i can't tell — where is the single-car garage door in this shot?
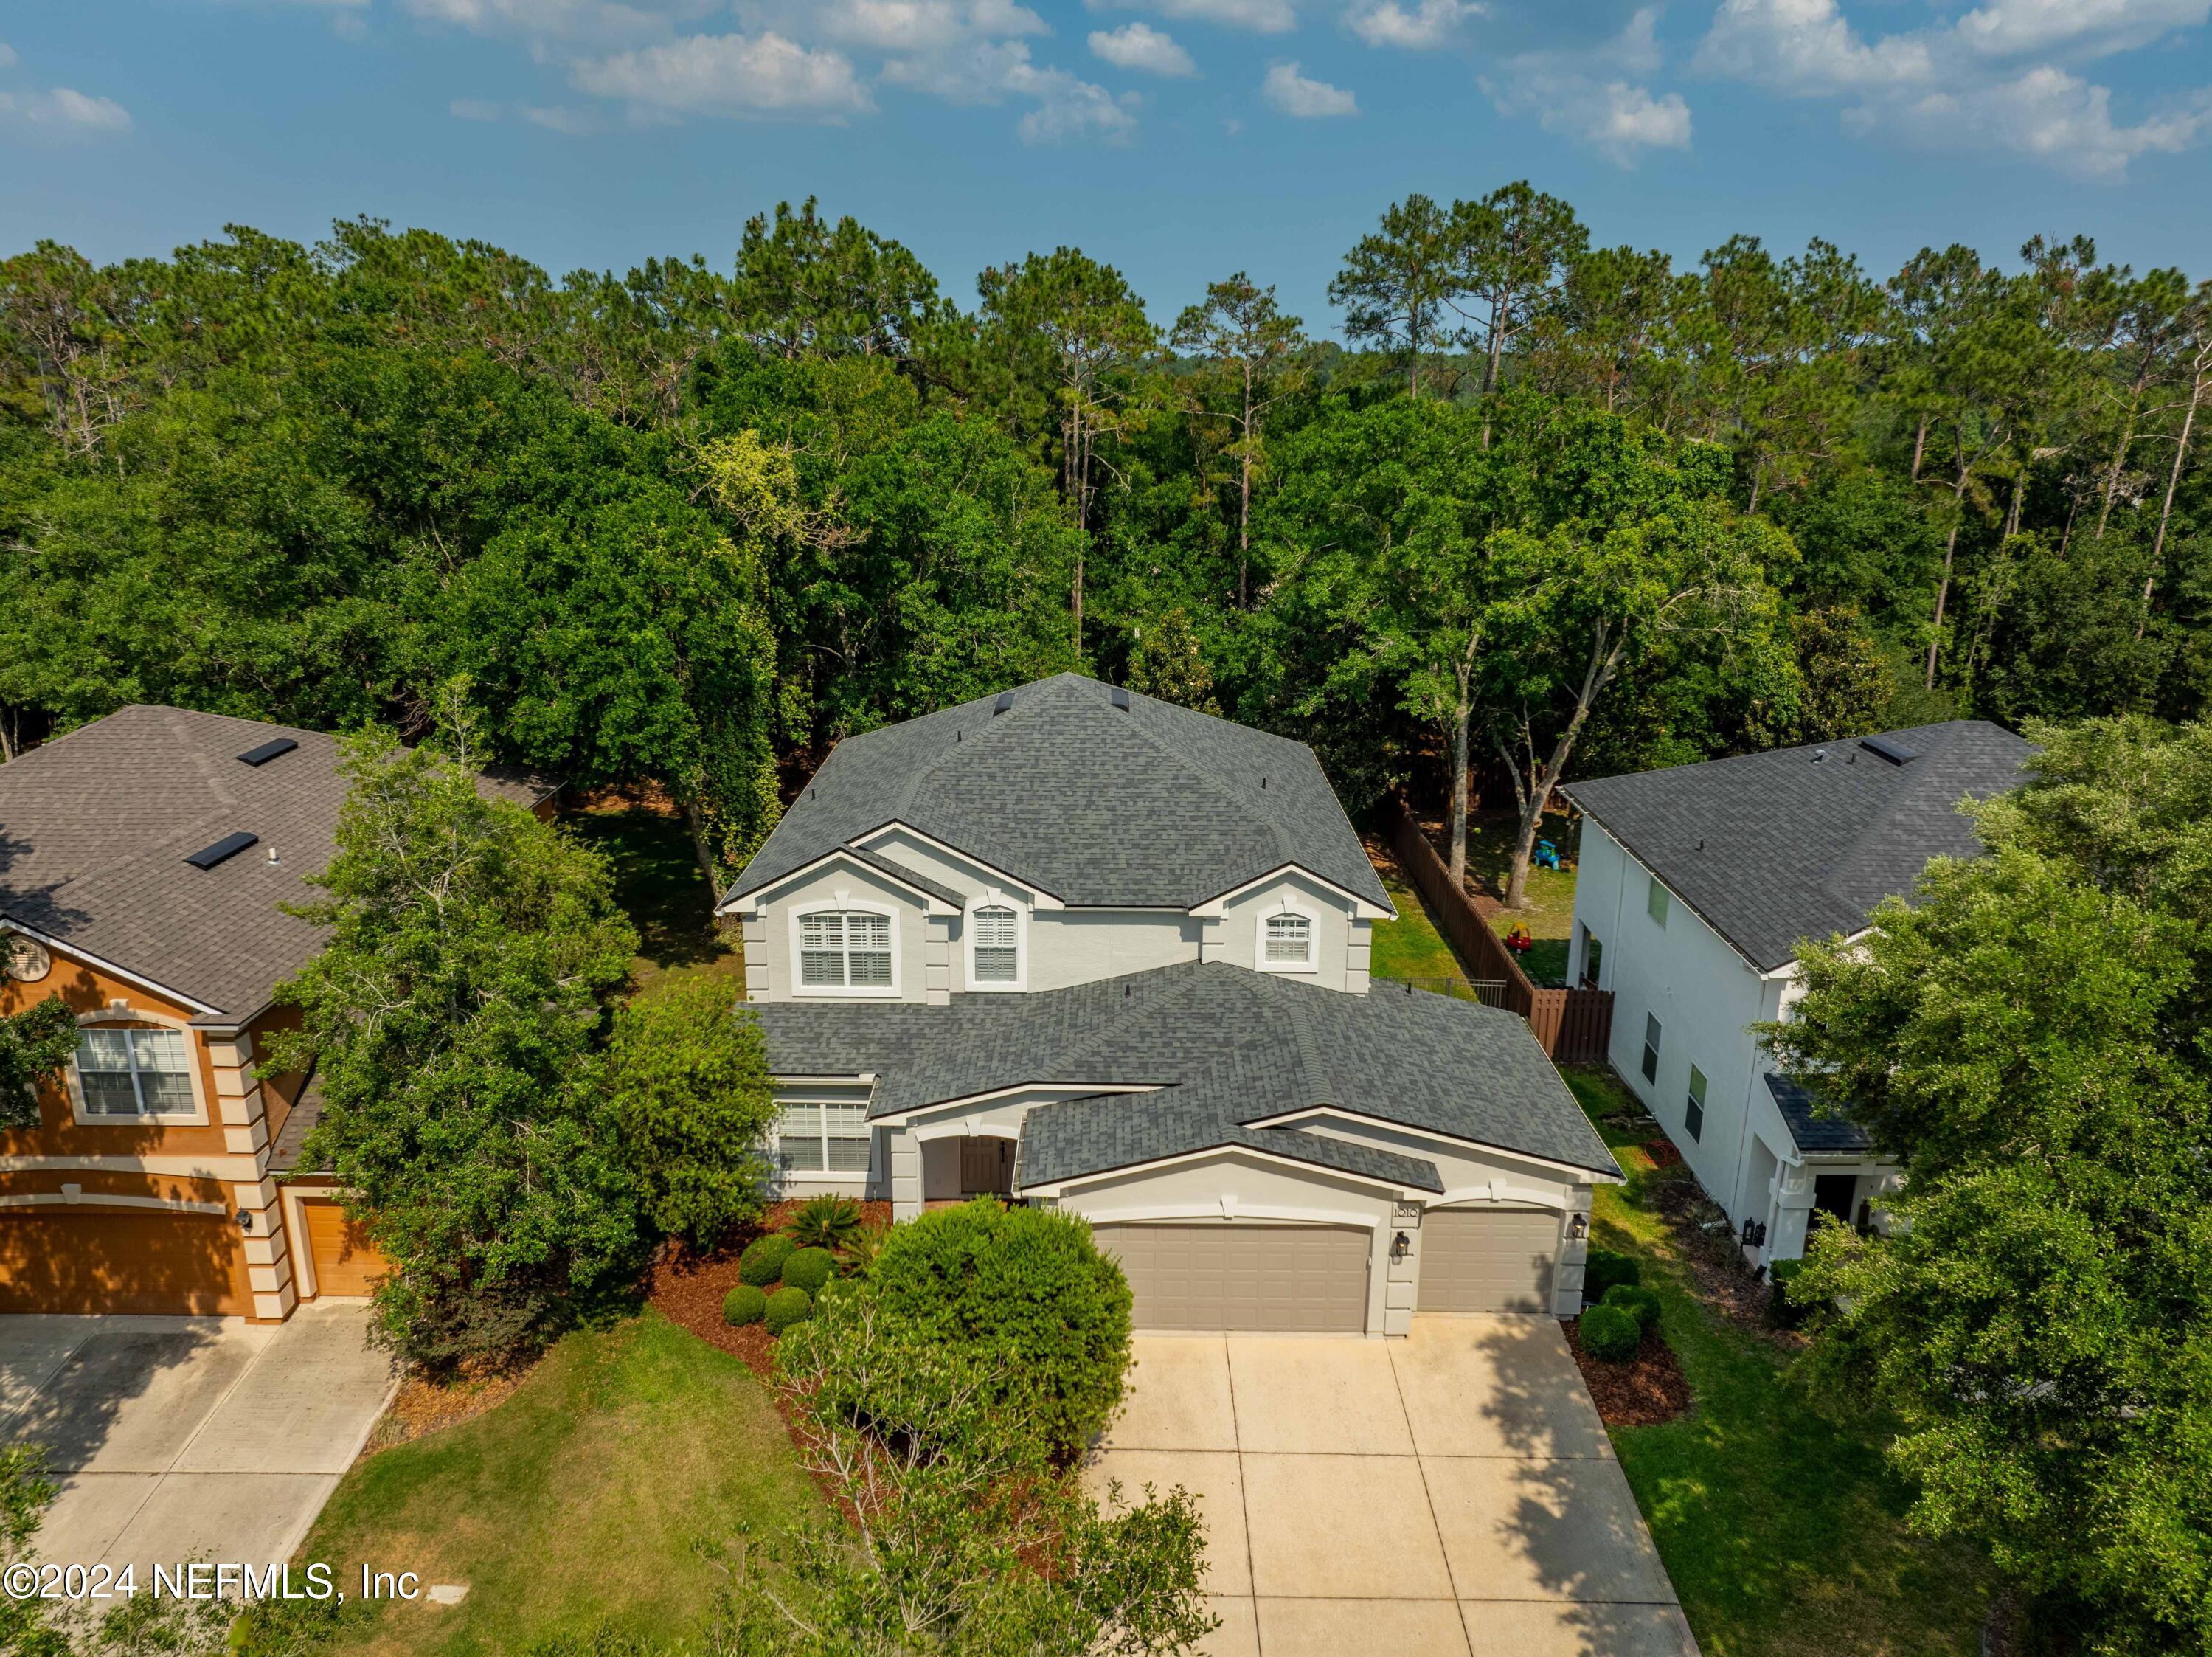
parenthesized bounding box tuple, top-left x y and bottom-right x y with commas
(0, 1208, 251, 1316)
(1092, 1222, 1370, 1333)
(1419, 1207, 1559, 1312)
(300, 1199, 389, 1298)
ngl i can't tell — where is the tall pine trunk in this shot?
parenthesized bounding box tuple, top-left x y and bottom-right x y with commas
(2138, 359, 2208, 640)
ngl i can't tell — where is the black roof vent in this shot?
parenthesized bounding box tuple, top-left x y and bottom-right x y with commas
(993, 691, 1015, 716)
(1109, 685, 1131, 710)
(236, 737, 298, 767)
(185, 831, 259, 871)
(1859, 735, 1919, 766)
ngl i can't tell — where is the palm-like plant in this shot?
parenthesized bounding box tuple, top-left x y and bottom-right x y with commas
(783, 1194, 864, 1253)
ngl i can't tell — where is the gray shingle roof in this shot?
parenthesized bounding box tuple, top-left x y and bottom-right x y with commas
(1763, 1072, 1873, 1155)
(727, 674, 1390, 912)
(752, 962, 1617, 1184)
(0, 706, 560, 1019)
(1562, 721, 2034, 972)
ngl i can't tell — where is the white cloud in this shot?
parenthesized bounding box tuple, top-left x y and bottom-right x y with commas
(403, 0, 693, 47)
(449, 96, 502, 118)
(523, 102, 597, 131)
(1263, 59, 1356, 114)
(0, 44, 16, 69)
(1484, 7, 1687, 164)
(1012, 64, 1143, 141)
(0, 85, 133, 136)
(1089, 21, 1198, 74)
(1344, 0, 1480, 49)
(572, 31, 873, 118)
(1089, 0, 1298, 36)
(1696, 0, 2212, 176)
(811, 0, 1044, 53)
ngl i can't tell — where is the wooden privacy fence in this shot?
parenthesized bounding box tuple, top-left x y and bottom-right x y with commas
(1379, 796, 1615, 1067)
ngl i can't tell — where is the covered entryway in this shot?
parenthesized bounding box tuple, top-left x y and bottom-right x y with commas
(1418, 1206, 1559, 1313)
(1092, 1222, 1370, 1333)
(0, 1209, 251, 1317)
(299, 1200, 387, 1298)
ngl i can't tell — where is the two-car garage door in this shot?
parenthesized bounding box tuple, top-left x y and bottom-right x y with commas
(0, 1209, 252, 1317)
(1093, 1222, 1370, 1333)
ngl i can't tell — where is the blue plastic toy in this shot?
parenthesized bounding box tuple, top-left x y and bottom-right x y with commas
(1533, 838, 1561, 871)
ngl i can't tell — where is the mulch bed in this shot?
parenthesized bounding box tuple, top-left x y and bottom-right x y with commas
(646, 1199, 893, 1380)
(1561, 1318, 1692, 1426)
(360, 1359, 534, 1458)
(1645, 1167, 1809, 1352)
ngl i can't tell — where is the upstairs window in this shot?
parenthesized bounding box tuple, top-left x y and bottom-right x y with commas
(1646, 875, 1671, 928)
(1685, 1064, 1707, 1142)
(1641, 1013, 1663, 1085)
(971, 905, 1019, 984)
(1263, 912, 1314, 969)
(77, 1027, 194, 1117)
(798, 910, 893, 990)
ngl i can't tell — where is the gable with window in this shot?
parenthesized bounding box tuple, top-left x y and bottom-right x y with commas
(794, 906, 898, 997)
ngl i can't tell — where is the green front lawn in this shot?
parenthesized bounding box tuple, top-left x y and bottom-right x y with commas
(1562, 1069, 1993, 1656)
(564, 804, 743, 994)
(300, 1312, 820, 1656)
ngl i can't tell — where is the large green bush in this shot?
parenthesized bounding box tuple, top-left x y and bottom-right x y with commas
(867, 1200, 1131, 1458)
(723, 1284, 766, 1326)
(782, 1246, 836, 1295)
(1582, 1247, 1641, 1302)
(1601, 1283, 1663, 1332)
(763, 1286, 812, 1335)
(1767, 1258, 1811, 1329)
(1578, 1301, 1641, 1363)
(739, 1234, 795, 1287)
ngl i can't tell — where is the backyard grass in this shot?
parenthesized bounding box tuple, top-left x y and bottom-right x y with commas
(1367, 862, 1469, 983)
(299, 1312, 822, 1657)
(564, 803, 743, 994)
(1560, 1067, 1993, 1656)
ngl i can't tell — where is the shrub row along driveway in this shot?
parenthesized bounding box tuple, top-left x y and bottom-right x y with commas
(1086, 1316, 1696, 1656)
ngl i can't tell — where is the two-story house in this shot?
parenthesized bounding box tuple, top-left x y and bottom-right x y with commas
(1559, 721, 2032, 1266)
(0, 706, 556, 1321)
(722, 674, 1619, 1334)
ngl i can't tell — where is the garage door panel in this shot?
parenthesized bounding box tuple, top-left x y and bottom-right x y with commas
(1093, 1222, 1369, 1333)
(1419, 1208, 1559, 1313)
(0, 1211, 251, 1317)
(301, 1200, 388, 1298)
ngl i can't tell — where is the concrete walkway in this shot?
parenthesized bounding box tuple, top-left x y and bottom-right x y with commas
(0, 1303, 395, 1574)
(1086, 1317, 1698, 1657)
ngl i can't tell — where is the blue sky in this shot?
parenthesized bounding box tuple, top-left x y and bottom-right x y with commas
(4, 0, 2210, 334)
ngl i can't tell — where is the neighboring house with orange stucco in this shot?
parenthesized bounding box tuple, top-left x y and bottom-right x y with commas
(0, 705, 558, 1321)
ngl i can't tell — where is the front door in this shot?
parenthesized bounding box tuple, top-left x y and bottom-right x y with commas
(960, 1136, 1011, 1196)
(1811, 1174, 1858, 1232)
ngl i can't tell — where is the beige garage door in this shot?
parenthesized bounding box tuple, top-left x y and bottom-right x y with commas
(1419, 1207, 1559, 1312)
(0, 1209, 251, 1317)
(1092, 1222, 1370, 1332)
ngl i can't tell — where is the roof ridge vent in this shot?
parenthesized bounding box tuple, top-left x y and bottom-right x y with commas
(237, 737, 298, 767)
(1109, 685, 1131, 711)
(993, 691, 1015, 716)
(186, 831, 258, 870)
(1859, 735, 1919, 766)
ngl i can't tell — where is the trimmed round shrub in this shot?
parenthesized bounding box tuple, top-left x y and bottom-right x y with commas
(1578, 1301, 1642, 1363)
(1601, 1283, 1663, 1332)
(868, 1198, 1132, 1460)
(782, 1246, 837, 1295)
(722, 1284, 767, 1326)
(1581, 1247, 1641, 1303)
(738, 1234, 795, 1288)
(763, 1286, 813, 1335)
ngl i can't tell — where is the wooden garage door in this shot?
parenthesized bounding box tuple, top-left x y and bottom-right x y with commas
(301, 1200, 388, 1297)
(1419, 1207, 1559, 1312)
(0, 1208, 250, 1316)
(1092, 1222, 1369, 1333)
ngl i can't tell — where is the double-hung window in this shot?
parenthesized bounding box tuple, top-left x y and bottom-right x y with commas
(778, 1101, 870, 1174)
(797, 910, 892, 991)
(971, 905, 1019, 984)
(1641, 1013, 1663, 1085)
(1685, 1064, 1707, 1142)
(1262, 913, 1314, 969)
(76, 1027, 195, 1117)
(1646, 875, 1671, 928)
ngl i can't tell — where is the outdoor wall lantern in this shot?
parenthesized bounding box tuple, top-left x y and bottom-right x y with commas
(236, 1208, 254, 1233)
(1567, 1213, 1589, 1242)
(1390, 1231, 1410, 1262)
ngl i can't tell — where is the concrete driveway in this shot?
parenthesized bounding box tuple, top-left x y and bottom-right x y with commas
(1086, 1316, 1698, 1657)
(0, 1303, 396, 1573)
